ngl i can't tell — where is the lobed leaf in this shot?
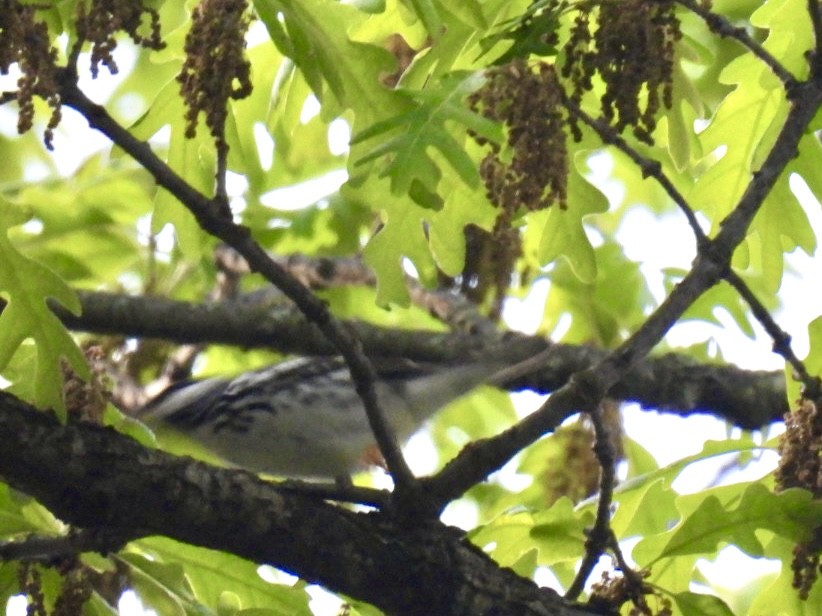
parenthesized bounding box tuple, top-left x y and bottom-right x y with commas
(0, 203, 87, 412)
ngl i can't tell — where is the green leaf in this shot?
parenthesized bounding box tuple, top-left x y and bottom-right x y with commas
(13, 164, 150, 284)
(534, 158, 609, 284)
(84, 593, 120, 616)
(0, 562, 21, 613)
(751, 0, 814, 78)
(469, 497, 593, 569)
(670, 591, 735, 616)
(749, 535, 822, 614)
(0, 483, 62, 537)
(528, 499, 594, 565)
(622, 435, 659, 479)
(254, 0, 404, 125)
(427, 147, 499, 274)
(131, 537, 312, 614)
(744, 175, 815, 292)
(353, 71, 500, 198)
(804, 315, 822, 376)
(120, 553, 191, 616)
(540, 240, 651, 346)
(790, 132, 822, 207)
(226, 42, 287, 193)
(0, 201, 88, 411)
(635, 484, 821, 564)
(436, 0, 488, 30)
(129, 79, 213, 259)
(610, 478, 678, 540)
(660, 40, 707, 172)
(689, 52, 786, 227)
(404, 0, 444, 39)
(482, 1, 563, 64)
(346, 175, 435, 306)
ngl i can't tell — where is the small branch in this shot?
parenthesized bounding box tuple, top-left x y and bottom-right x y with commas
(215, 146, 228, 204)
(56, 70, 417, 496)
(565, 405, 618, 600)
(809, 0, 822, 59)
(607, 533, 652, 614)
(275, 480, 390, 508)
(0, 529, 130, 563)
(426, 249, 723, 506)
(722, 271, 821, 398)
(676, 0, 798, 89)
(564, 100, 708, 245)
(216, 247, 500, 335)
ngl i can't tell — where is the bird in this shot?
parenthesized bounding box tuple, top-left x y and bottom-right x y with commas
(137, 335, 549, 479)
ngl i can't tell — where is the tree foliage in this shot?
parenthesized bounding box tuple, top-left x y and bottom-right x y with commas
(0, 0, 821, 614)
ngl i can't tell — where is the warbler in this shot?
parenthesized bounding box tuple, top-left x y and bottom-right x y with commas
(137, 336, 549, 478)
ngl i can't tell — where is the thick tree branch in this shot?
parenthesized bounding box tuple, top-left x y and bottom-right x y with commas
(26, 290, 789, 427)
(0, 392, 600, 616)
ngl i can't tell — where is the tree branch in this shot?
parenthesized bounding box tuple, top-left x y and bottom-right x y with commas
(565, 404, 618, 601)
(0, 530, 128, 563)
(0, 392, 600, 616)
(215, 248, 501, 335)
(676, 0, 798, 89)
(425, 66, 822, 510)
(564, 100, 707, 244)
(56, 69, 417, 494)
(722, 272, 820, 398)
(23, 289, 789, 427)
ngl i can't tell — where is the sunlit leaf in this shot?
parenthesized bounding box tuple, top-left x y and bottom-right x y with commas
(635, 484, 821, 565)
(133, 538, 312, 614)
(352, 71, 500, 199)
(0, 202, 87, 411)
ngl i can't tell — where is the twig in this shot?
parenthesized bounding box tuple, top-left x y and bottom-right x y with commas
(565, 405, 618, 600)
(722, 270, 820, 398)
(0, 529, 130, 563)
(676, 0, 798, 89)
(215, 146, 228, 204)
(55, 68, 418, 498)
(607, 533, 652, 613)
(811, 0, 822, 56)
(275, 479, 390, 508)
(215, 247, 500, 335)
(564, 100, 708, 245)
